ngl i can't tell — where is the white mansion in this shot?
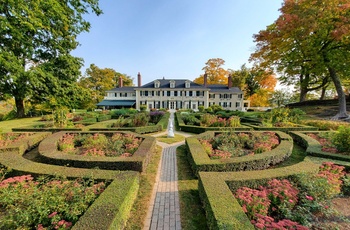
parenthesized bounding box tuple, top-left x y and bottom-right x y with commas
(97, 73, 249, 111)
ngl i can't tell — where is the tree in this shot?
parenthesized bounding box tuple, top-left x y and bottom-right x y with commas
(228, 64, 249, 91)
(194, 58, 228, 84)
(78, 64, 134, 106)
(251, 0, 350, 119)
(0, 0, 102, 117)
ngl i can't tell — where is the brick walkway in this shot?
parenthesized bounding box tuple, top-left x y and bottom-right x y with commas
(143, 113, 192, 230)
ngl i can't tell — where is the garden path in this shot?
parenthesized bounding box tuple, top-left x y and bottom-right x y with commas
(143, 113, 193, 230)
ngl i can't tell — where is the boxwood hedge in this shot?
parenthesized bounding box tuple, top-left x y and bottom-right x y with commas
(37, 131, 156, 172)
(186, 131, 293, 176)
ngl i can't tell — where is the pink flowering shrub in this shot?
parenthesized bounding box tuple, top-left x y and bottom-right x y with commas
(199, 132, 279, 159)
(0, 175, 105, 229)
(252, 214, 308, 230)
(317, 162, 345, 198)
(307, 133, 338, 154)
(200, 114, 241, 127)
(57, 133, 142, 157)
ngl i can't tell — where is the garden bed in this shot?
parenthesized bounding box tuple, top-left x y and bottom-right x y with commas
(185, 131, 293, 175)
(37, 131, 156, 172)
(290, 131, 350, 163)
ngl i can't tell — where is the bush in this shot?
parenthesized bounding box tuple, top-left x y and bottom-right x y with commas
(331, 126, 350, 153)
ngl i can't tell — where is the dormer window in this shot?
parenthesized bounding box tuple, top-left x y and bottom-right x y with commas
(154, 80, 160, 88)
(170, 80, 175, 88)
(185, 80, 190, 88)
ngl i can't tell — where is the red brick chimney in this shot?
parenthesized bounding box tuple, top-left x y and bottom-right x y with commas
(138, 72, 141, 87)
(204, 73, 207, 87)
(119, 76, 123, 88)
(228, 74, 232, 88)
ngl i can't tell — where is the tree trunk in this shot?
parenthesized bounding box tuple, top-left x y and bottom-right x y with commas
(320, 86, 326, 100)
(299, 73, 309, 102)
(15, 97, 25, 118)
(328, 67, 348, 119)
(299, 86, 308, 102)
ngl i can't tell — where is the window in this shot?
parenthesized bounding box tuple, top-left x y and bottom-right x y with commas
(114, 93, 117, 97)
(170, 80, 175, 88)
(174, 91, 178, 96)
(185, 81, 190, 88)
(189, 91, 193, 96)
(167, 91, 171, 96)
(156, 91, 160, 96)
(236, 102, 241, 107)
(145, 91, 148, 96)
(209, 94, 215, 99)
(238, 94, 242, 99)
(154, 81, 160, 88)
(120, 93, 127, 97)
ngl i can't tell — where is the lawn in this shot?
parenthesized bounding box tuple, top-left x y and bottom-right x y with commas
(0, 117, 43, 133)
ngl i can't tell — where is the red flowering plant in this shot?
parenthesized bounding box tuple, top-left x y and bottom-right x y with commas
(199, 132, 279, 159)
(57, 133, 142, 157)
(307, 133, 338, 154)
(0, 175, 105, 229)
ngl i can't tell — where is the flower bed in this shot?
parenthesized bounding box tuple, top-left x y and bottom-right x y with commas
(0, 132, 34, 147)
(186, 131, 293, 175)
(233, 162, 345, 229)
(38, 131, 156, 172)
(0, 175, 105, 229)
(58, 133, 141, 157)
(199, 132, 279, 159)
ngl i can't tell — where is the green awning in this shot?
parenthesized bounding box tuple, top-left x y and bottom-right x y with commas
(96, 100, 136, 106)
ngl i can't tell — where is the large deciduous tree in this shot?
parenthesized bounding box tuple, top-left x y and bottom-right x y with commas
(78, 64, 134, 108)
(251, 0, 350, 119)
(0, 0, 102, 117)
(194, 58, 228, 84)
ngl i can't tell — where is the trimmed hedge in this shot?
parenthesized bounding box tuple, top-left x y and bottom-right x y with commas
(96, 114, 112, 122)
(290, 131, 350, 162)
(12, 127, 83, 132)
(198, 160, 320, 230)
(175, 112, 252, 134)
(0, 133, 140, 229)
(186, 131, 293, 176)
(88, 112, 169, 134)
(72, 172, 139, 230)
(37, 131, 156, 172)
(243, 123, 318, 132)
(0, 132, 50, 154)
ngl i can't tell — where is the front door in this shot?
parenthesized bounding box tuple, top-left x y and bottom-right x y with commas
(170, 101, 175, 111)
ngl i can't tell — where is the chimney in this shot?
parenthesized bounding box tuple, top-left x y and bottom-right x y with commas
(204, 73, 207, 87)
(137, 72, 141, 87)
(119, 76, 123, 88)
(228, 74, 232, 88)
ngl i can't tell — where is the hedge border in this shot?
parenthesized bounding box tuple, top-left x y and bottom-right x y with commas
(198, 160, 320, 230)
(88, 112, 170, 134)
(38, 131, 156, 172)
(0, 132, 140, 229)
(175, 112, 252, 134)
(243, 123, 319, 132)
(186, 131, 293, 176)
(289, 131, 350, 162)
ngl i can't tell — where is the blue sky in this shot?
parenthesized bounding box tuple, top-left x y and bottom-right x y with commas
(72, 0, 284, 85)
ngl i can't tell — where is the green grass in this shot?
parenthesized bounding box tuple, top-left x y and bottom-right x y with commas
(177, 145, 208, 230)
(0, 117, 43, 133)
(157, 134, 185, 144)
(272, 143, 307, 168)
(124, 145, 162, 230)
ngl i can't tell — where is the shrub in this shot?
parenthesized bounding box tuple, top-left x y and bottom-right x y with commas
(149, 111, 165, 124)
(198, 105, 205, 112)
(331, 126, 350, 153)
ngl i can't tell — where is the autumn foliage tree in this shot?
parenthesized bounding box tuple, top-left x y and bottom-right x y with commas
(251, 0, 350, 119)
(194, 58, 228, 84)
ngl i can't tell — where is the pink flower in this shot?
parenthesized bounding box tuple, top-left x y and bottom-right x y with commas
(48, 212, 58, 218)
(305, 195, 314, 201)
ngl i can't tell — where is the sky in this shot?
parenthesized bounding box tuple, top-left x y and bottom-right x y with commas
(72, 0, 284, 85)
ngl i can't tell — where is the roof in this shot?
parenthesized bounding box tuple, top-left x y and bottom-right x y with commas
(140, 79, 206, 89)
(106, 86, 136, 92)
(96, 100, 136, 106)
(207, 85, 243, 93)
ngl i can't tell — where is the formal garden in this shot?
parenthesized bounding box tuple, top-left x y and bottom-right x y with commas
(1, 106, 350, 229)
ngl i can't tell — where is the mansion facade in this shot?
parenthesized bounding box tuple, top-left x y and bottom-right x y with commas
(97, 73, 249, 111)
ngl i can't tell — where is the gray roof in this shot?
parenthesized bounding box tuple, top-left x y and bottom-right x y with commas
(207, 85, 243, 93)
(140, 79, 205, 89)
(106, 86, 136, 92)
(97, 100, 136, 106)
